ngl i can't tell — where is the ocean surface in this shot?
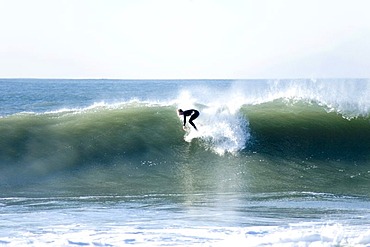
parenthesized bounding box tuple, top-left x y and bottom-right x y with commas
(0, 78, 370, 246)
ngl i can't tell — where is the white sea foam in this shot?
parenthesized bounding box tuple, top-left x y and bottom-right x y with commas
(2, 223, 369, 246)
(184, 107, 249, 155)
(177, 89, 250, 155)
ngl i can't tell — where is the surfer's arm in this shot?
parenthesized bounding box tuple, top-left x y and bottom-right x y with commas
(183, 115, 186, 126)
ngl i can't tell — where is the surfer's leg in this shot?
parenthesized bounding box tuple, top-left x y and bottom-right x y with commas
(189, 111, 199, 130)
(189, 120, 197, 130)
(190, 111, 199, 120)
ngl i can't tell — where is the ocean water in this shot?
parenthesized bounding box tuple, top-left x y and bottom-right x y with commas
(0, 78, 370, 246)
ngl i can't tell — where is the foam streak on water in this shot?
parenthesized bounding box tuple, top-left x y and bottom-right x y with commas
(1, 193, 370, 246)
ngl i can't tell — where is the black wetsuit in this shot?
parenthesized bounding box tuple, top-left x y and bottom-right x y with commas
(182, 109, 199, 130)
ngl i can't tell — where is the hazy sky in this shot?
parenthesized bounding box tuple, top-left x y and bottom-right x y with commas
(1, 0, 370, 79)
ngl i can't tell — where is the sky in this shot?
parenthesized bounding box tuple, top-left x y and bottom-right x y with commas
(1, 0, 370, 79)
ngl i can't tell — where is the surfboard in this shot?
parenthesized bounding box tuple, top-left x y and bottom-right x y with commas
(184, 126, 201, 142)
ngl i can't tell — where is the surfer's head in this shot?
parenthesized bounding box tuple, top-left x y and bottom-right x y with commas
(178, 109, 183, 115)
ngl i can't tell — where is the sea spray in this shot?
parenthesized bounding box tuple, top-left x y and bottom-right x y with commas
(231, 79, 370, 118)
(183, 106, 249, 155)
(177, 88, 250, 155)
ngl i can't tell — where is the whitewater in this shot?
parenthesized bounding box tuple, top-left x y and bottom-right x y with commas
(0, 79, 370, 246)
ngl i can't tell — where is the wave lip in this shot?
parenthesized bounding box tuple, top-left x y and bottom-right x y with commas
(230, 79, 370, 119)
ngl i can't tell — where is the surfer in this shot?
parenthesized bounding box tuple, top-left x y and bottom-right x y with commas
(178, 109, 199, 131)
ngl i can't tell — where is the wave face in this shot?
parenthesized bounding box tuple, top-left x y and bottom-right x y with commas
(0, 103, 183, 184)
(244, 100, 370, 159)
(0, 79, 369, 193)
